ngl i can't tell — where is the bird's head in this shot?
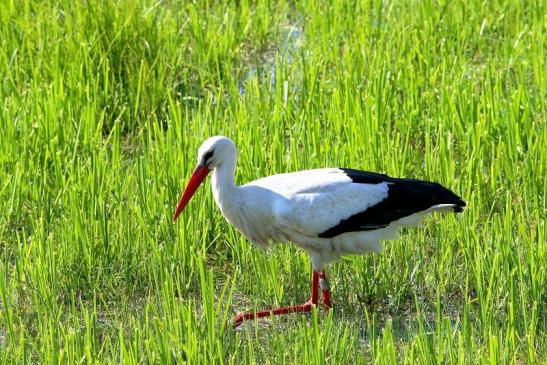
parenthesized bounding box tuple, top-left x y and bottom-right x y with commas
(196, 135, 236, 170)
(172, 136, 236, 221)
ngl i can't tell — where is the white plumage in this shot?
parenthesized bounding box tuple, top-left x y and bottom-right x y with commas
(217, 168, 391, 266)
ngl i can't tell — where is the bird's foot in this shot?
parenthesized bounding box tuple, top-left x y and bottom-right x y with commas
(233, 301, 316, 327)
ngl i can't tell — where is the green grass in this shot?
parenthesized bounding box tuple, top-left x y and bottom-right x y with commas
(0, 0, 545, 363)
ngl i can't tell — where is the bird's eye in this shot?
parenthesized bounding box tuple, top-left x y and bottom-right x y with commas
(202, 150, 214, 166)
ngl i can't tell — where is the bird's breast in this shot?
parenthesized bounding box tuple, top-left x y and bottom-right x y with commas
(212, 185, 277, 247)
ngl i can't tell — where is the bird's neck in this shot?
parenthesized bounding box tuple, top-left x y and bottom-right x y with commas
(211, 161, 237, 205)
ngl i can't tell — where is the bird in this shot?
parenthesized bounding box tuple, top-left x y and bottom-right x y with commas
(173, 136, 466, 327)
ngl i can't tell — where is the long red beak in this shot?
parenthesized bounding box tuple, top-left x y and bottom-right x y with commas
(173, 165, 211, 221)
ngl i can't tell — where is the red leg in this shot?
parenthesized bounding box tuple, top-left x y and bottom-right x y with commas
(319, 271, 332, 310)
(233, 271, 321, 327)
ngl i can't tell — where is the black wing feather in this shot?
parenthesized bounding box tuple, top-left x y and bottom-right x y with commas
(318, 168, 466, 238)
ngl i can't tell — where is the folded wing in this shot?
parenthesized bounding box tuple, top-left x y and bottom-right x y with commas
(248, 168, 466, 239)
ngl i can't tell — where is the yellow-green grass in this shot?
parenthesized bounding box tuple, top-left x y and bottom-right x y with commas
(0, 0, 544, 363)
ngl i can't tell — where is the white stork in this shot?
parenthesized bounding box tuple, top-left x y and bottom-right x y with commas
(173, 136, 465, 326)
